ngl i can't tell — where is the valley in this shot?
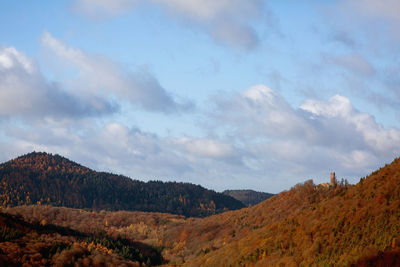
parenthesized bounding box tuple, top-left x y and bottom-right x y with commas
(1, 153, 400, 265)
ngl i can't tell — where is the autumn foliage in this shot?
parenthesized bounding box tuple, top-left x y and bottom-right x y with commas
(0, 211, 163, 266)
(2, 154, 400, 266)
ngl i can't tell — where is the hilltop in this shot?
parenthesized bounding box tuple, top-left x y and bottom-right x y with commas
(222, 189, 274, 206)
(0, 152, 244, 217)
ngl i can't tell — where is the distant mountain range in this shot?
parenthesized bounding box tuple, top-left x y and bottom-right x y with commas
(222, 189, 274, 206)
(0, 152, 244, 217)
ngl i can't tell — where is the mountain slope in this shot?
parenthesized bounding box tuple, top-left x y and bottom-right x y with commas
(0, 152, 244, 217)
(222, 189, 274, 206)
(0, 211, 163, 266)
(181, 158, 400, 266)
(4, 155, 400, 266)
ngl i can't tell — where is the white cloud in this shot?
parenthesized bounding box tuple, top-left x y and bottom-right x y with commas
(300, 94, 352, 118)
(339, 149, 377, 170)
(72, 0, 266, 50)
(301, 95, 400, 154)
(213, 85, 400, 180)
(173, 137, 236, 159)
(215, 85, 310, 139)
(0, 46, 115, 119)
(0, 47, 35, 73)
(41, 32, 192, 113)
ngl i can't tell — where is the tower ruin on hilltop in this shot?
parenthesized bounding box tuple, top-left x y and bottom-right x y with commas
(330, 172, 337, 186)
(318, 172, 339, 189)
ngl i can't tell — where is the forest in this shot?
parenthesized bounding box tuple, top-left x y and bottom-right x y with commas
(1, 153, 400, 265)
(0, 152, 244, 217)
(0, 210, 163, 266)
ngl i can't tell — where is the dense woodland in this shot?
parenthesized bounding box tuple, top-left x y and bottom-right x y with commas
(0, 211, 163, 266)
(3, 156, 400, 266)
(0, 152, 244, 217)
(222, 189, 274, 206)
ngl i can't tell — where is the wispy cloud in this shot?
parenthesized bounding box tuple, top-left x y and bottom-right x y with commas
(72, 0, 268, 50)
(313, 0, 400, 117)
(320, 0, 400, 49)
(41, 32, 193, 113)
(323, 53, 375, 77)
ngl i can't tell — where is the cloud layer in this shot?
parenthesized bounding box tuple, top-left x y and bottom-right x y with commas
(213, 85, 400, 180)
(2, 78, 398, 192)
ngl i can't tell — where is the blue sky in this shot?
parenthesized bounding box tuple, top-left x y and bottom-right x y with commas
(1, 0, 400, 193)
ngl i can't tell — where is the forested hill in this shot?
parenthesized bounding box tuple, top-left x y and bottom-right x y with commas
(174, 157, 400, 266)
(0, 152, 244, 217)
(222, 189, 274, 206)
(5, 157, 400, 266)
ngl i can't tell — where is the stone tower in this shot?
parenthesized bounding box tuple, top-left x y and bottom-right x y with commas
(330, 172, 337, 186)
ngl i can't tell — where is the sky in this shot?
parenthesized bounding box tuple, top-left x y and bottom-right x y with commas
(1, 0, 400, 193)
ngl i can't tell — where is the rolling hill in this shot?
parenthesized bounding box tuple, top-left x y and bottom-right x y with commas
(222, 189, 274, 206)
(0, 152, 244, 217)
(2, 154, 400, 266)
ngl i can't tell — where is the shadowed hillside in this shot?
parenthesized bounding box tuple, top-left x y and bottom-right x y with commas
(0, 211, 164, 266)
(0, 152, 244, 217)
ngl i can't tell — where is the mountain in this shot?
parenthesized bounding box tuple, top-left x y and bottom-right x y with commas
(0, 152, 244, 217)
(222, 189, 274, 206)
(3, 154, 400, 266)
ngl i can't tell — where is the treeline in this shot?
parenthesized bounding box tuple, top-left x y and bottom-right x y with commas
(222, 189, 274, 206)
(0, 152, 244, 217)
(5, 155, 400, 266)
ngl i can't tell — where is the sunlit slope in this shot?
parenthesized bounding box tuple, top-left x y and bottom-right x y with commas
(184, 158, 400, 266)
